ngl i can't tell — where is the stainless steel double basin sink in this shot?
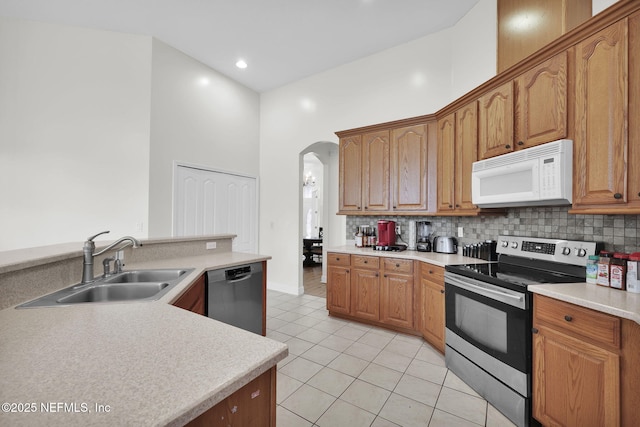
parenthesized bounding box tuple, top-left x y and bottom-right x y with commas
(17, 268, 194, 308)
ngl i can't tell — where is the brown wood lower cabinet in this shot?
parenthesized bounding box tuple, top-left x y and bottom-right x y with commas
(172, 274, 206, 316)
(187, 367, 276, 427)
(532, 294, 640, 427)
(326, 252, 442, 342)
(417, 264, 445, 353)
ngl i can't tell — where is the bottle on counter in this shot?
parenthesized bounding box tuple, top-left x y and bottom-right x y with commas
(368, 226, 376, 247)
(596, 250, 612, 287)
(610, 253, 628, 290)
(626, 253, 640, 293)
(586, 255, 599, 284)
(355, 227, 363, 248)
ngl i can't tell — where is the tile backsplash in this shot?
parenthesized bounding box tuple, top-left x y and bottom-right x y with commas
(347, 207, 640, 254)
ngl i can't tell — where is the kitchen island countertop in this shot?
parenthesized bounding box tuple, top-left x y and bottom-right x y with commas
(0, 251, 287, 426)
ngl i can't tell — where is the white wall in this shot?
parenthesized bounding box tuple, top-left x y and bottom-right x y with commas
(0, 17, 152, 251)
(148, 40, 260, 238)
(260, 0, 498, 294)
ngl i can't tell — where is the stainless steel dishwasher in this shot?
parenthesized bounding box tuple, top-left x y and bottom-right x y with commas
(207, 262, 263, 335)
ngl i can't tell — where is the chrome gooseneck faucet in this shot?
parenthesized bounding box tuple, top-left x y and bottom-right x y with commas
(81, 231, 142, 284)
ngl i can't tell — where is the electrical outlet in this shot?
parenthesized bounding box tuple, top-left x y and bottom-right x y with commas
(206, 242, 217, 250)
(396, 224, 401, 235)
(458, 226, 464, 238)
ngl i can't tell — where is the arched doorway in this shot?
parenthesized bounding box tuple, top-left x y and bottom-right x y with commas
(299, 142, 344, 297)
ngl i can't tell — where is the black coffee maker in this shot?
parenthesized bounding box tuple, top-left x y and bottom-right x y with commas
(416, 221, 432, 252)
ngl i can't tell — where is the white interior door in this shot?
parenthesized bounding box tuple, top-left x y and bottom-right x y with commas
(174, 165, 257, 253)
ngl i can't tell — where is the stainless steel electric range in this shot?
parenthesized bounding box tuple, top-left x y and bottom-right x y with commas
(444, 235, 601, 427)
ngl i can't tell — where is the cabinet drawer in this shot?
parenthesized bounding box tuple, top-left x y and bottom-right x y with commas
(383, 258, 413, 274)
(327, 253, 350, 267)
(534, 295, 620, 349)
(421, 263, 444, 282)
(352, 255, 380, 269)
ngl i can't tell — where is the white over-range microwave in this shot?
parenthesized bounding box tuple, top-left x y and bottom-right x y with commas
(471, 139, 573, 208)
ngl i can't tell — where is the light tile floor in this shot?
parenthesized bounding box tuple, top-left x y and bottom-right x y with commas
(267, 290, 517, 427)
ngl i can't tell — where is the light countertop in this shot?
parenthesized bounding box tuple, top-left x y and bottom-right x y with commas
(529, 283, 640, 324)
(0, 251, 287, 426)
(325, 245, 493, 267)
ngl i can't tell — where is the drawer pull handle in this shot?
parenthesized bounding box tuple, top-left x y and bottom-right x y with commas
(564, 315, 573, 322)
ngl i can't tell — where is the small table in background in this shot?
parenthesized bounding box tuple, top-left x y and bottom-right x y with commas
(303, 238, 323, 267)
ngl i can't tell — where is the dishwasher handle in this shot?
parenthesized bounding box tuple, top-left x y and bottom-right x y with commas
(228, 272, 253, 283)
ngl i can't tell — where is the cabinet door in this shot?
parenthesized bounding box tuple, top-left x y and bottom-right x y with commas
(380, 273, 413, 329)
(391, 124, 428, 211)
(418, 266, 445, 353)
(515, 51, 568, 148)
(573, 20, 628, 207)
(351, 268, 380, 321)
(362, 130, 390, 211)
(478, 81, 514, 159)
(630, 12, 640, 207)
(533, 325, 620, 427)
(327, 266, 351, 315)
(188, 367, 275, 427)
(455, 101, 478, 212)
(339, 135, 363, 212)
(437, 113, 456, 211)
(173, 275, 206, 316)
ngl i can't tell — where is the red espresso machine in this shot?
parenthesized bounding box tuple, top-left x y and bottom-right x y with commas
(376, 220, 396, 247)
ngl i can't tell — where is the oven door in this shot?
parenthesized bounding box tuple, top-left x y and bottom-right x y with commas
(445, 272, 530, 374)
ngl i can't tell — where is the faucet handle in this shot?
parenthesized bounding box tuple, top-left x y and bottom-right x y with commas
(87, 230, 110, 242)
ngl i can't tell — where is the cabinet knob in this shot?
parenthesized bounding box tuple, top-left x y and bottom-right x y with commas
(440, 289, 445, 294)
(393, 206, 397, 209)
(429, 270, 434, 274)
(614, 193, 623, 199)
(532, 327, 539, 334)
(448, 204, 453, 208)
(364, 260, 368, 264)
(395, 263, 400, 267)
(336, 257, 340, 261)
(346, 269, 349, 273)
(364, 206, 368, 210)
(517, 141, 524, 146)
(455, 204, 460, 208)
(505, 144, 511, 149)
(564, 315, 573, 322)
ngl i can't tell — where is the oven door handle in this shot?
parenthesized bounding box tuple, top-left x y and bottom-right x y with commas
(445, 273, 526, 309)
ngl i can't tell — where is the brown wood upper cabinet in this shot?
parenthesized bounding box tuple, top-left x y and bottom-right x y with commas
(339, 135, 363, 212)
(498, 0, 591, 73)
(478, 81, 514, 160)
(514, 51, 568, 148)
(337, 117, 435, 215)
(437, 101, 478, 214)
(339, 130, 391, 213)
(479, 52, 568, 160)
(571, 16, 640, 213)
(391, 124, 429, 211)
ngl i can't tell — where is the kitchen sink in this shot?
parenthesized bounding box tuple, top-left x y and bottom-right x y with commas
(102, 269, 191, 284)
(17, 268, 194, 308)
(57, 282, 170, 304)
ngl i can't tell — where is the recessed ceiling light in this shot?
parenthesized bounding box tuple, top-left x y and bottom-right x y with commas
(236, 59, 248, 69)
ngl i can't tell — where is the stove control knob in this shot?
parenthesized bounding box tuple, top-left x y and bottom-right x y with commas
(501, 240, 509, 248)
(562, 247, 571, 255)
(511, 242, 518, 249)
(577, 248, 587, 257)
